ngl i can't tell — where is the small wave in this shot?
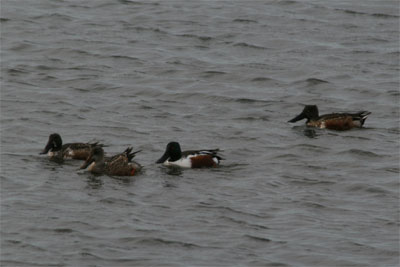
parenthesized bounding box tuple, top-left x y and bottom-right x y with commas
(133, 26, 167, 34)
(163, 92, 273, 106)
(387, 127, 400, 135)
(196, 203, 267, 219)
(4, 239, 47, 252)
(118, 0, 159, 5)
(110, 55, 144, 62)
(352, 50, 374, 54)
(277, 0, 298, 5)
(177, 34, 213, 42)
(98, 197, 136, 206)
(234, 98, 271, 104)
(36, 65, 53, 71)
(346, 184, 390, 195)
(381, 167, 399, 174)
(135, 237, 201, 248)
(233, 18, 258, 23)
(79, 251, 106, 260)
(219, 215, 270, 230)
(200, 71, 226, 78)
(272, 153, 298, 160)
(291, 78, 329, 87)
(336, 8, 399, 19)
(47, 47, 94, 57)
(9, 43, 33, 51)
(387, 90, 400, 97)
(289, 179, 335, 186)
(233, 42, 267, 50)
(341, 135, 371, 141)
(338, 149, 381, 158)
(387, 51, 400, 56)
(33, 13, 73, 21)
(53, 228, 74, 233)
(302, 201, 326, 209)
(338, 9, 369, 16)
(233, 116, 269, 122)
(240, 62, 283, 71)
(244, 234, 271, 243)
(292, 143, 329, 152)
(371, 13, 399, 18)
(0, 261, 63, 267)
(4, 239, 21, 245)
(305, 78, 329, 85)
(7, 67, 29, 75)
(251, 77, 273, 82)
(250, 77, 280, 85)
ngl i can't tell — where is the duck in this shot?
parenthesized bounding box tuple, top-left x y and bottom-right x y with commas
(40, 133, 103, 161)
(156, 142, 223, 168)
(80, 146, 141, 176)
(288, 105, 371, 131)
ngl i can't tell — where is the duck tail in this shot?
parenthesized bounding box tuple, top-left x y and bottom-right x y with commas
(208, 149, 224, 161)
(125, 147, 141, 162)
(358, 111, 371, 126)
(89, 142, 107, 148)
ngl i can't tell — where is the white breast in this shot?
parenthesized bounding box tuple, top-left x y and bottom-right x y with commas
(87, 162, 96, 171)
(164, 157, 192, 168)
(213, 157, 219, 165)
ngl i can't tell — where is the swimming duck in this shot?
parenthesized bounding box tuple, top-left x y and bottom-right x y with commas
(80, 146, 141, 176)
(156, 142, 223, 168)
(40, 133, 103, 161)
(288, 105, 371, 131)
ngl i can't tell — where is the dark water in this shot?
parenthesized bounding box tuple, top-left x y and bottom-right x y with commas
(1, 1, 399, 266)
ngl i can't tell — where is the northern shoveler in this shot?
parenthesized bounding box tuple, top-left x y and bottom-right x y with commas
(80, 146, 142, 176)
(156, 142, 223, 168)
(40, 133, 103, 161)
(288, 105, 371, 131)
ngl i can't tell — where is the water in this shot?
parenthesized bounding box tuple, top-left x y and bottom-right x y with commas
(1, 0, 399, 266)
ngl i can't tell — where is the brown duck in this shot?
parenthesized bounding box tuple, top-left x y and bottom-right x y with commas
(40, 133, 104, 162)
(288, 105, 371, 131)
(80, 146, 141, 176)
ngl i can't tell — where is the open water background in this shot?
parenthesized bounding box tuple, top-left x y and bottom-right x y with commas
(1, 0, 399, 266)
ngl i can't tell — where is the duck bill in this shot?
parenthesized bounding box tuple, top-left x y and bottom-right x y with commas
(80, 157, 94, 169)
(39, 141, 52, 155)
(288, 112, 306, 123)
(156, 152, 169, 164)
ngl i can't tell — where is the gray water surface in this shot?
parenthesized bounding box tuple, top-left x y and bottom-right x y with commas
(1, 1, 399, 266)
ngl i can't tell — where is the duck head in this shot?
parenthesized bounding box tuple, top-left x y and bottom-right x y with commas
(156, 142, 182, 163)
(40, 133, 63, 154)
(80, 146, 104, 169)
(288, 105, 319, 123)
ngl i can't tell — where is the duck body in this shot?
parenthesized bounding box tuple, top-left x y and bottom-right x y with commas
(40, 133, 102, 161)
(81, 146, 141, 176)
(156, 142, 222, 168)
(62, 143, 99, 160)
(288, 105, 371, 131)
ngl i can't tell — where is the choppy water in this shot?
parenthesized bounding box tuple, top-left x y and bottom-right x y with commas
(1, 1, 399, 266)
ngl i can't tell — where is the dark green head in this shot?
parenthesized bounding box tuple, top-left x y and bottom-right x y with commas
(40, 133, 63, 154)
(156, 142, 182, 163)
(288, 105, 319, 123)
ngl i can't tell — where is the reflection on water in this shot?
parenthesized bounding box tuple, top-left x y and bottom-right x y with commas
(303, 128, 317, 138)
(164, 166, 183, 176)
(85, 176, 103, 189)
